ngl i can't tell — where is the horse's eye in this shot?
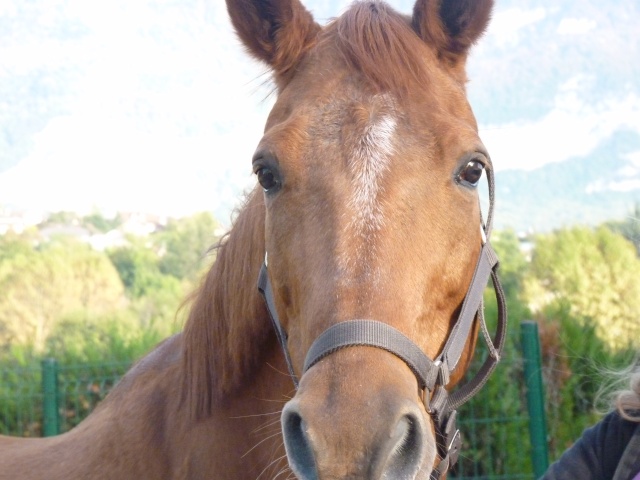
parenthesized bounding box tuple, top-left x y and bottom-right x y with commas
(457, 160, 485, 187)
(256, 166, 280, 192)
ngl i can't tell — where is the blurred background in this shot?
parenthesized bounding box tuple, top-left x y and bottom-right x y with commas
(0, 1, 639, 477)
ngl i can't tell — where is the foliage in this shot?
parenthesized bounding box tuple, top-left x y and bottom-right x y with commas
(155, 212, 219, 281)
(455, 231, 533, 477)
(1, 216, 639, 480)
(0, 211, 219, 435)
(534, 305, 636, 460)
(524, 226, 640, 461)
(82, 212, 122, 233)
(45, 309, 171, 365)
(491, 230, 530, 301)
(525, 226, 640, 350)
(457, 227, 637, 473)
(0, 211, 218, 361)
(605, 203, 640, 256)
(107, 241, 178, 299)
(0, 237, 126, 353)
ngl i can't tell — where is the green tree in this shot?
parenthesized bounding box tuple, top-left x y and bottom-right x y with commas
(83, 212, 122, 233)
(525, 226, 640, 349)
(107, 242, 169, 298)
(155, 212, 219, 281)
(491, 229, 529, 301)
(606, 203, 640, 256)
(0, 238, 125, 353)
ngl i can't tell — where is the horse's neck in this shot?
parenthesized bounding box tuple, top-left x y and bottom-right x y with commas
(172, 341, 295, 479)
(131, 333, 294, 479)
(124, 334, 293, 478)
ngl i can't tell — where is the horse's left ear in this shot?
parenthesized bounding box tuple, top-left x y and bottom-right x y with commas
(412, 0, 493, 65)
(226, 0, 321, 85)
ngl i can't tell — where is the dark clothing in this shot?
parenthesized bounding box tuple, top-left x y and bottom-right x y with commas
(540, 411, 640, 480)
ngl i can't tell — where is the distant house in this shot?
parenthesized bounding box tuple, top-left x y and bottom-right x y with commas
(0, 210, 43, 235)
(119, 212, 166, 236)
(87, 229, 128, 251)
(38, 225, 92, 243)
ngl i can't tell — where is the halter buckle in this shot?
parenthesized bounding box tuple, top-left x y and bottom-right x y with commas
(431, 410, 461, 479)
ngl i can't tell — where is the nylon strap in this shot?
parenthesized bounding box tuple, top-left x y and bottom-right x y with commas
(437, 241, 498, 374)
(446, 268, 507, 412)
(303, 320, 441, 391)
(257, 263, 299, 388)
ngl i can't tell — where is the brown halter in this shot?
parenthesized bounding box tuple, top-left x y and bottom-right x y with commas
(258, 166, 507, 479)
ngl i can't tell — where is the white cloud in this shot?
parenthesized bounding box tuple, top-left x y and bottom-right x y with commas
(483, 7, 547, 46)
(557, 17, 597, 35)
(0, 0, 274, 224)
(480, 88, 640, 172)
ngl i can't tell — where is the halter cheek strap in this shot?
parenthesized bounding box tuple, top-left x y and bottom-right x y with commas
(257, 263, 300, 388)
(257, 167, 507, 480)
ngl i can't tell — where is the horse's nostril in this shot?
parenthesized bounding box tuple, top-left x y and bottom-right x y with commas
(380, 412, 425, 479)
(281, 405, 318, 480)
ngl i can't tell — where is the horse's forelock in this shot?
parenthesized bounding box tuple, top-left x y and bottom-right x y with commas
(327, 1, 435, 97)
(180, 190, 272, 419)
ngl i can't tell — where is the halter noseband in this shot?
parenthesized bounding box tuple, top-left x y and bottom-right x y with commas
(257, 167, 507, 480)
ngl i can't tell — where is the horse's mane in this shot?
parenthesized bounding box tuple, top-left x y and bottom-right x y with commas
(325, 1, 437, 97)
(181, 189, 272, 419)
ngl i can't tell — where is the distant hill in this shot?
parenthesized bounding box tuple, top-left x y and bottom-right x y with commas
(470, 0, 640, 231)
(494, 130, 640, 232)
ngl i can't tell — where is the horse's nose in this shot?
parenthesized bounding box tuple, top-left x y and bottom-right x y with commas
(281, 399, 428, 480)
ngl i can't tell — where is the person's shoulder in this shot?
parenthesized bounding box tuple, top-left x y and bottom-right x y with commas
(538, 411, 637, 480)
(590, 410, 639, 478)
(612, 412, 640, 480)
(599, 410, 639, 442)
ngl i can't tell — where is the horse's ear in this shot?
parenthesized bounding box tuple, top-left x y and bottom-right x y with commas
(412, 0, 493, 65)
(226, 0, 321, 82)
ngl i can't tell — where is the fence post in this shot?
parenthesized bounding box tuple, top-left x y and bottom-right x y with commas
(41, 358, 59, 437)
(521, 321, 549, 478)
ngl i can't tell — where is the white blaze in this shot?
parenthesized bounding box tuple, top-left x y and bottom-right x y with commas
(337, 112, 396, 288)
(348, 114, 396, 233)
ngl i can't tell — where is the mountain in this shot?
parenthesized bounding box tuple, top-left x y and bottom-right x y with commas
(494, 130, 640, 232)
(0, 0, 639, 230)
(465, 0, 640, 231)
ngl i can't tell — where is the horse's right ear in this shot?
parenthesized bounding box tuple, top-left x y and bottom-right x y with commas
(226, 0, 321, 84)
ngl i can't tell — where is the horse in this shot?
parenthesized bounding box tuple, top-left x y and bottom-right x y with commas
(0, 0, 507, 478)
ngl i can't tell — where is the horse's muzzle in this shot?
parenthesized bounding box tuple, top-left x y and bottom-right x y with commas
(280, 353, 432, 480)
(283, 405, 428, 479)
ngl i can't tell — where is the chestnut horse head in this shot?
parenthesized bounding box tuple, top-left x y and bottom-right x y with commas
(0, 2, 505, 479)
(219, 0, 506, 478)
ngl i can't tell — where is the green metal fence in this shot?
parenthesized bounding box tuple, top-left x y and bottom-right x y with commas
(1, 360, 131, 437)
(450, 321, 547, 479)
(0, 323, 549, 479)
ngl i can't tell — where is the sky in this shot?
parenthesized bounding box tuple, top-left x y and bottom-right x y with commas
(0, 0, 638, 225)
